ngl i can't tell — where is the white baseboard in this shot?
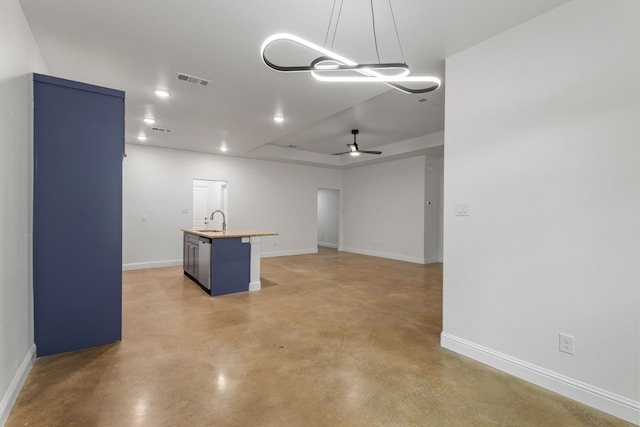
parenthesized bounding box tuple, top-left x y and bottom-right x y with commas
(122, 259, 182, 271)
(261, 248, 318, 258)
(441, 332, 640, 425)
(318, 242, 338, 249)
(0, 344, 36, 426)
(121, 250, 436, 269)
(248, 280, 261, 291)
(122, 250, 322, 270)
(341, 247, 426, 264)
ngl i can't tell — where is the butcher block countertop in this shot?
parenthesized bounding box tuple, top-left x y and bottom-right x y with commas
(182, 229, 278, 239)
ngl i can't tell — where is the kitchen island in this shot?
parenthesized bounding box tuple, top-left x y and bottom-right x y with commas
(182, 229, 278, 296)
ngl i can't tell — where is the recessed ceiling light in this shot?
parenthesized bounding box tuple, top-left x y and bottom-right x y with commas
(137, 135, 147, 141)
(273, 115, 285, 123)
(154, 89, 170, 98)
(220, 145, 228, 152)
(144, 117, 156, 125)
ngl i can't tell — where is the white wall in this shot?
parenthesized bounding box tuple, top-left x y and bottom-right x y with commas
(342, 156, 427, 264)
(123, 144, 446, 268)
(0, 0, 47, 424)
(123, 144, 342, 269)
(317, 189, 339, 248)
(442, 0, 639, 423)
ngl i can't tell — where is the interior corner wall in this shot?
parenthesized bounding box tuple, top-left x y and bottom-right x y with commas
(342, 156, 426, 264)
(441, 0, 639, 423)
(122, 144, 342, 269)
(0, 0, 48, 424)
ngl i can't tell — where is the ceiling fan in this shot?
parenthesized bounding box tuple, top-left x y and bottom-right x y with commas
(332, 130, 382, 156)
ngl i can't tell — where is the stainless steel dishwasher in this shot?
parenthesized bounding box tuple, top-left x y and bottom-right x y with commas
(198, 237, 211, 291)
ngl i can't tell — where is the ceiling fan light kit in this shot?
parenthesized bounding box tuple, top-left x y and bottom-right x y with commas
(260, 1, 441, 95)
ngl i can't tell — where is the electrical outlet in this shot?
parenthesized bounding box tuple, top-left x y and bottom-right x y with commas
(559, 333, 575, 355)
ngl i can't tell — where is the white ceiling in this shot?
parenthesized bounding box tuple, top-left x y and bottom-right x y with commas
(20, 0, 569, 168)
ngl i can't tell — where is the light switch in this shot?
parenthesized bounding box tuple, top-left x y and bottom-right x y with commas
(455, 203, 469, 216)
(140, 214, 148, 222)
(182, 208, 189, 214)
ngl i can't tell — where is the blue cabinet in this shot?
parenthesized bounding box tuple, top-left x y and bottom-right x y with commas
(183, 233, 200, 281)
(211, 238, 251, 296)
(33, 74, 124, 357)
(183, 233, 251, 296)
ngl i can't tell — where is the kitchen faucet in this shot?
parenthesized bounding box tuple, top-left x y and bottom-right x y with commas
(209, 210, 227, 231)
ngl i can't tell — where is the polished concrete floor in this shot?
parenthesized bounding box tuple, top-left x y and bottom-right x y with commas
(7, 248, 631, 426)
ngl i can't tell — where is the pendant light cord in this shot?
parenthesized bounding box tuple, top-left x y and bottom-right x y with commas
(323, 0, 338, 47)
(370, 0, 381, 63)
(324, 0, 345, 49)
(325, 0, 406, 64)
(332, 0, 344, 49)
(388, 0, 406, 64)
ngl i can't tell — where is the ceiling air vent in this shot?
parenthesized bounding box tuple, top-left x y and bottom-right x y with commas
(177, 72, 211, 86)
(151, 127, 172, 133)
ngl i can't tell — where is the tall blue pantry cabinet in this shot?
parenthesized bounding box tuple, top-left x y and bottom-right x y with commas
(33, 74, 124, 357)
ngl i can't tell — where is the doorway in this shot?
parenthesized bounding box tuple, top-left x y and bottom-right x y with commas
(193, 179, 228, 229)
(317, 188, 339, 249)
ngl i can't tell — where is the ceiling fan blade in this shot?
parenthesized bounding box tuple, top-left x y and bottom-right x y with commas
(359, 150, 382, 155)
(331, 151, 352, 155)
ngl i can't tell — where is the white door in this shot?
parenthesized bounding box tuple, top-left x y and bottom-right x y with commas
(193, 185, 209, 229)
(193, 179, 228, 229)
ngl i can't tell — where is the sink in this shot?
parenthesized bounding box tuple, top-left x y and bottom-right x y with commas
(197, 229, 222, 233)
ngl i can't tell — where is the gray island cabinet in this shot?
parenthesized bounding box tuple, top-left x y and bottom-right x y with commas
(183, 233, 200, 281)
(182, 229, 278, 296)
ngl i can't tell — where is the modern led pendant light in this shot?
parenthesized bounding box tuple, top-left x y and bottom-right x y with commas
(260, 0, 441, 94)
